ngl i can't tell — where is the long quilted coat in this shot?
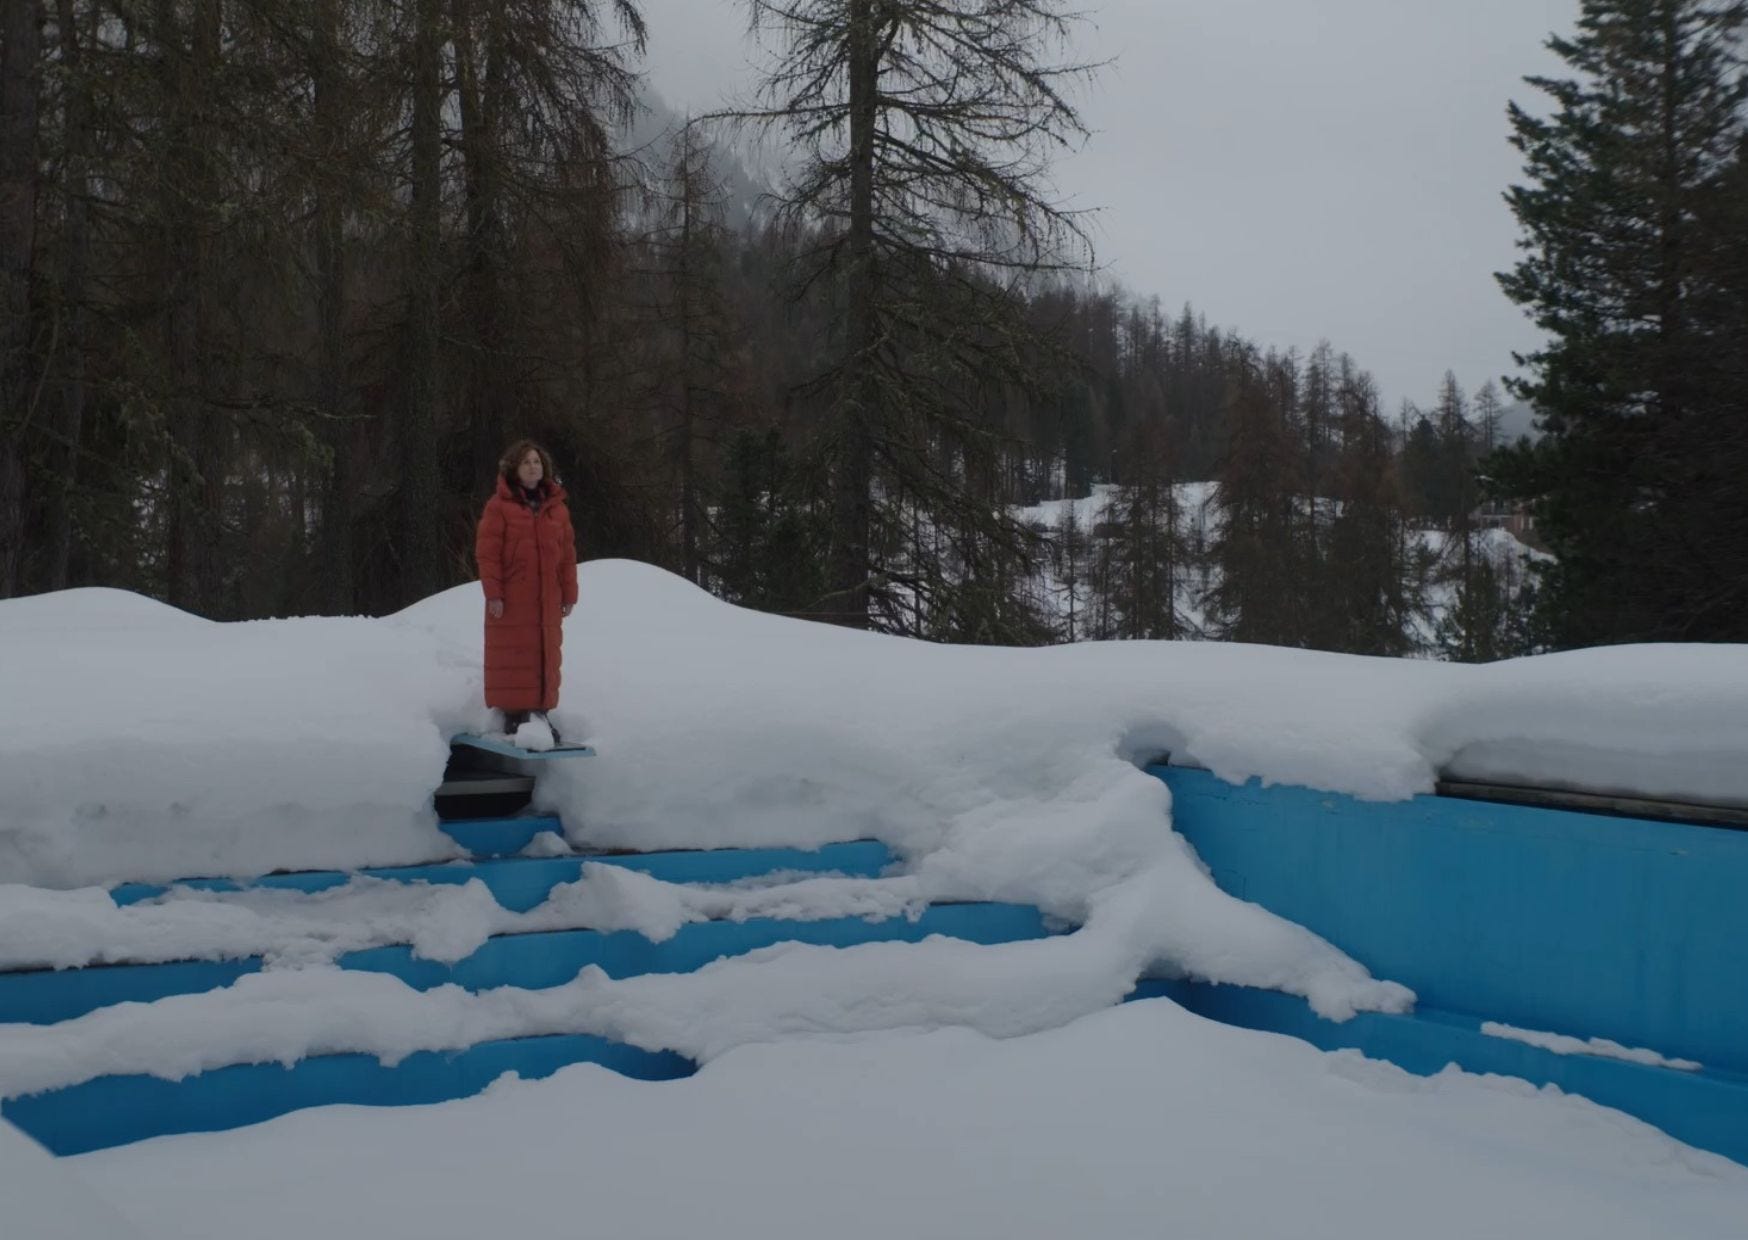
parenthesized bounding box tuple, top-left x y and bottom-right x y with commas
(475, 477, 579, 712)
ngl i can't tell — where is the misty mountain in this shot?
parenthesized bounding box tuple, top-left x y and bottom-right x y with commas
(623, 88, 775, 232)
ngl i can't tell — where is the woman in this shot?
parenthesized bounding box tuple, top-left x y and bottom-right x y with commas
(475, 440, 579, 738)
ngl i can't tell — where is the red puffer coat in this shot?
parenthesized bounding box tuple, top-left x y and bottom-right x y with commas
(475, 477, 579, 712)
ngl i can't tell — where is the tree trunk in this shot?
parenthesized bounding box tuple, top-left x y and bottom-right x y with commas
(453, 0, 510, 493)
(400, 0, 447, 604)
(313, 0, 354, 611)
(45, 0, 91, 591)
(158, 0, 223, 614)
(833, 0, 877, 628)
(0, 0, 42, 597)
(677, 155, 699, 584)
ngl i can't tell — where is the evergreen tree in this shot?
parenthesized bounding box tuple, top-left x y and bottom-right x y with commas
(1321, 369, 1424, 656)
(726, 0, 1095, 635)
(1435, 539, 1536, 662)
(1103, 420, 1185, 640)
(1473, 380, 1505, 455)
(0, 0, 42, 596)
(1206, 348, 1302, 645)
(1052, 497, 1088, 642)
(1398, 406, 1442, 522)
(1431, 371, 1476, 530)
(650, 124, 739, 586)
(713, 427, 831, 614)
(1490, 0, 1748, 644)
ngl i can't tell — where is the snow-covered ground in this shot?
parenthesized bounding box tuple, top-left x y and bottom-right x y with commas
(3, 562, 1747, 1237)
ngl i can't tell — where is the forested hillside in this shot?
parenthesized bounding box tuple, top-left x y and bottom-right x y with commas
(0, 0, 1738, 656)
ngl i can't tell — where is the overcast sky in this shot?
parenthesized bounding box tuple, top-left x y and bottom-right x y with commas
(641, 0, 1582, 411)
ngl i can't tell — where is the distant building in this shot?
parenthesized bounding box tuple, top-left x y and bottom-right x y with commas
(1474, 500, 1537, 542)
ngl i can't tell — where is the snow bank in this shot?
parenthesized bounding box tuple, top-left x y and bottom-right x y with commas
(0, 588, 472, 887)
(74, 1002, 1748, 1240)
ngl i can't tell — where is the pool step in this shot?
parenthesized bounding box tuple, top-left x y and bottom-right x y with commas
(107, 839, 897, 911)
(4, 1032, 692, 1157)
(0, 828, 1055, 1154)
(1, 901, 1049, 1025)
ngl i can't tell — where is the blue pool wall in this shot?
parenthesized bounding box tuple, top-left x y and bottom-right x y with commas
(1149, 765, 1748, 1076)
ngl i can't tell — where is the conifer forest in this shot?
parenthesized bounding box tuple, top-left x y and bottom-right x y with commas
(0, 0, 1743, 654)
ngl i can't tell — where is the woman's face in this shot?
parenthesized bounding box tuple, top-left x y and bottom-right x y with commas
(516, 450, 544, 489)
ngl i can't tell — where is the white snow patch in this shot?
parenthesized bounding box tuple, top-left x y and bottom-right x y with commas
(513, 718, 556, 752)
(0, 1120, 157, 1239)
(1481, 1021, 1703, 1072)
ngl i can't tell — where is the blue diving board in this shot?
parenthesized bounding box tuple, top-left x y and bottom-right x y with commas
(105, 840, 898, 911)
(450, 734, 595, 760)
(1129, 978, 1748, 1169)
(0, 898, 1036, 1026)
(3, 1031, 692, 1156)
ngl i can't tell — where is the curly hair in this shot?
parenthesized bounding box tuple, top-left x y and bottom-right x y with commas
(498, 439, 557, 486)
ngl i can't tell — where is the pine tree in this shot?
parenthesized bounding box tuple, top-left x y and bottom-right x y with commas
(1490, 0, 1748, 644)
(725, 0, 1096, 635)
(1322, 369, 1424, 656)
(0, 0, 41, 596)
(1435, 538, 1535, 662)
(651, 124, 738, 586)
(713, 427, 830, 614)
(1206, 348, 1302, 646)
(1431, 371, 1476, 530)
(1473, 380, 1505, 455)
(1104, 419, 1184, 639)
(1048, 497, 1088, 642)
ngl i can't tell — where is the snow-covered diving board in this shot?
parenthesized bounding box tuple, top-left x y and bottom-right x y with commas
(449, 733, 595, 776)
(450, 733, 595, 759)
